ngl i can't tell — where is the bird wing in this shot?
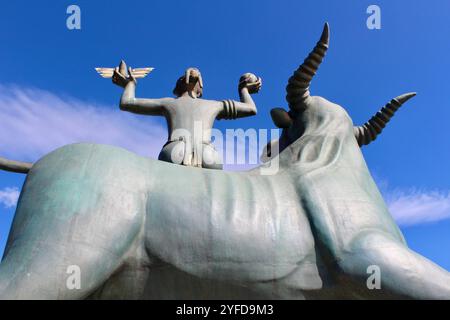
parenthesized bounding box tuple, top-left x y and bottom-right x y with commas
(130, 67, 154, 79)
(95, 67, 115, 78)
(95, 67, 154, 79)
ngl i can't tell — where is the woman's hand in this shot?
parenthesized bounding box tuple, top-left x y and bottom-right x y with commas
(239, 73, 262, 94)
(112, 62, 137, 88)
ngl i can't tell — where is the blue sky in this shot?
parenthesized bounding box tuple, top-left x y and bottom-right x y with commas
(0, 0, 450, 270)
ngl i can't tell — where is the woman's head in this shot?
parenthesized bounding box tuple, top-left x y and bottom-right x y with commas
(173, 67, 203, 98)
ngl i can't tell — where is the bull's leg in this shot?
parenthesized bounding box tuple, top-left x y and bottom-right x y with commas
(86, 238, 151, 300)
(0, 177, 145, 299)
(337, 231, 450, 299)
(0, 236, 135, 299)
(0, 205, 144, 300)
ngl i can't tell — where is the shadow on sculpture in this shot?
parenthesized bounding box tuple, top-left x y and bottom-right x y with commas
(1, 23, 449, 299)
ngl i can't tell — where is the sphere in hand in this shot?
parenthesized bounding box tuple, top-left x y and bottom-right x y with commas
(240, 73, 258, 84)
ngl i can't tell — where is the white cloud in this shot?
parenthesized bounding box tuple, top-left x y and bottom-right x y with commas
(386, 189, 450, 226)
(0, 84, 167, 162)
(374, 175, 450, 226)
(0, 187, 19, 208)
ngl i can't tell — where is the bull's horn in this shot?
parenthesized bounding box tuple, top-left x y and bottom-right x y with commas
(286, 22, 330, 111)
(354, 92, 416, 147)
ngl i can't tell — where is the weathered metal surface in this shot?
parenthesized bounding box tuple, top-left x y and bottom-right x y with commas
(0, 23, 448, 300)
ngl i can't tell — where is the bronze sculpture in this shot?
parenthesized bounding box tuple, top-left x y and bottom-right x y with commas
(1, 23, 449, 300)
(97, 61, 262, 169)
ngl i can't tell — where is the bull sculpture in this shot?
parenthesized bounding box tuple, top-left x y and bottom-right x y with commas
(0, 23, 449, 299)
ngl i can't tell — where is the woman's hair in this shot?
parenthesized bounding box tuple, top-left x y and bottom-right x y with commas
(173, 76, 188, 97)
(173, 69, 203, 97)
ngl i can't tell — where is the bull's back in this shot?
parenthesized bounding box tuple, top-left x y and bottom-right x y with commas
(144, 166, 318, 284)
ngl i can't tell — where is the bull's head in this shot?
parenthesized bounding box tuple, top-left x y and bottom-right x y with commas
(263, 23, 416, 160)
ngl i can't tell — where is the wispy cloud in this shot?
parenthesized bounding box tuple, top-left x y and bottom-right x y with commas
(0, 85, 166, 162)
(0, 187, 20, 208)
(386, 189, 450, 226)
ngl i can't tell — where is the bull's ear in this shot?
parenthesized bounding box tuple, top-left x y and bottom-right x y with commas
(270, 108, 293, 128)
